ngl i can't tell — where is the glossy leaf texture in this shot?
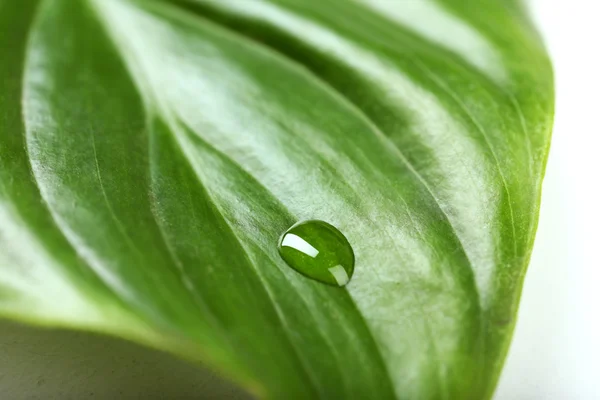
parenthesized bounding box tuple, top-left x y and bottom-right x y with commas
(0, 0, 553, 398)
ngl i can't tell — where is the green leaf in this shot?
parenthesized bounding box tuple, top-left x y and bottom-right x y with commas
(0, 0, 553, 398)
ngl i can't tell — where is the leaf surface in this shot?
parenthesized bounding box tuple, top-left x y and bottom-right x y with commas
(0, 0, 553, 398)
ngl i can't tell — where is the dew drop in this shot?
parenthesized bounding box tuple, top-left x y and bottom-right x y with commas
(278, 220, 355, 287)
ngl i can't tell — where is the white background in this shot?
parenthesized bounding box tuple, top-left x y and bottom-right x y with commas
(496, 0, 600, 398)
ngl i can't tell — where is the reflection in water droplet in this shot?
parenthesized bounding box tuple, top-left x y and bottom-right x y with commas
(278, 220, 354, 287)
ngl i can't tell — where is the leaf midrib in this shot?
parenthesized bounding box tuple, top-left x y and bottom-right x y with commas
(85, 0, 355, 398)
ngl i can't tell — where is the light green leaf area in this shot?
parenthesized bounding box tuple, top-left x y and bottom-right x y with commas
(0, 0, 553, 398)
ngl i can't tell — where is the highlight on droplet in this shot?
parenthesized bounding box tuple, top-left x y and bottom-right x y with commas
(328, 265, 350, 286)
(280, 233, 319, 258)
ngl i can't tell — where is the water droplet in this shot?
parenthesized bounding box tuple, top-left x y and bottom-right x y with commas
(278, 220, 354, 287)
